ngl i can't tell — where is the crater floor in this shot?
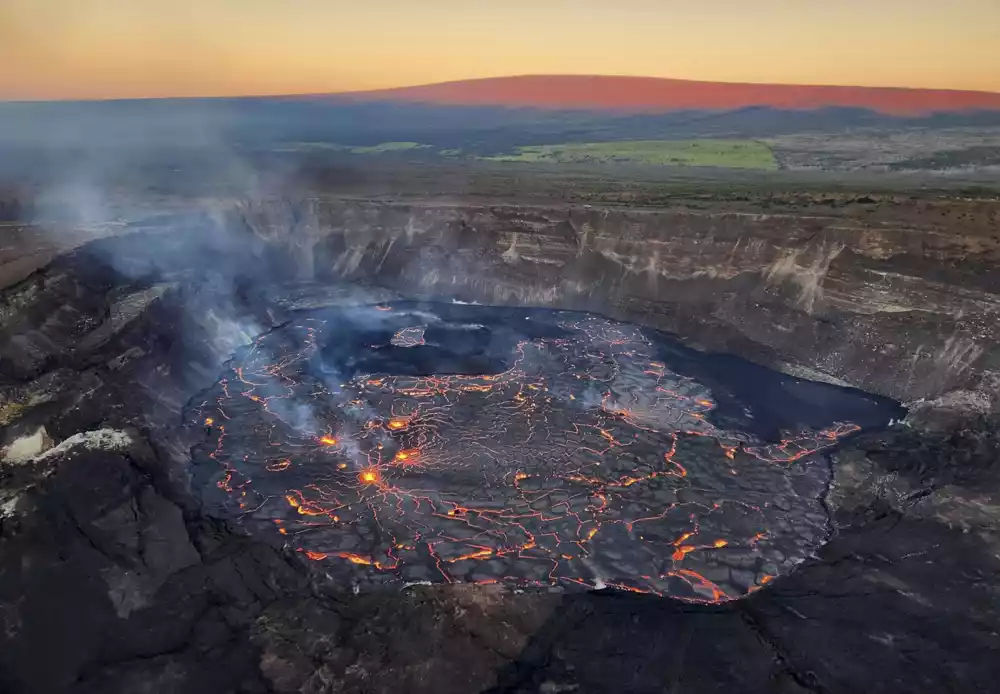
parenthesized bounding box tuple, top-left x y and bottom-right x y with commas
(190, 303, 896, 601)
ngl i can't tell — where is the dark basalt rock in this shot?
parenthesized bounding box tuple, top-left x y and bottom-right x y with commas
(0, 204, 998, 693)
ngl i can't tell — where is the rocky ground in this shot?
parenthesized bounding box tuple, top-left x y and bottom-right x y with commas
(767, 127, 1000, 171)
(1, 190, 999, 693)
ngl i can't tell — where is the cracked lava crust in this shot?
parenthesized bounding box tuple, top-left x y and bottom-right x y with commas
(188, 303, 897, 602)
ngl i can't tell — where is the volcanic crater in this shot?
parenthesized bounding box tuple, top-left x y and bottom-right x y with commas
(189, 302, 898, 601)
(3, 191, 997, 694)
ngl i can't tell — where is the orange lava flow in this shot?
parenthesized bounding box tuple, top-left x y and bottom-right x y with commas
(447, 548, 494, 563)
(359, 468, 381, 485)
(194, 309, 871, 603)
(392, 449, 421, 466)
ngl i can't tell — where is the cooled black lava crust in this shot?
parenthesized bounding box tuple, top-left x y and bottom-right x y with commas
(189, 303, 900, 601)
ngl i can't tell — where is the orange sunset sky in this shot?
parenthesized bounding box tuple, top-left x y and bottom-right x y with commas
(2, 0, 999, 101)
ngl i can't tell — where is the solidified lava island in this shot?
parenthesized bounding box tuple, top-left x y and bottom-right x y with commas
(190, 303, 896, 602)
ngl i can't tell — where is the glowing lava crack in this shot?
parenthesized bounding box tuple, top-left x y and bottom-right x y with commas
(189, 303, 886, 602)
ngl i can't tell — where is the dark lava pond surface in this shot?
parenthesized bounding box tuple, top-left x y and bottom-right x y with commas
(189, 302, 902, 602)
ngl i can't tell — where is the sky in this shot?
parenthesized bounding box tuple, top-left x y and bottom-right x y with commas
(2, 0, 999, 101)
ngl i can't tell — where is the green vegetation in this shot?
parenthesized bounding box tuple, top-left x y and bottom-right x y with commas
(271, 139, 777, 169)
(348, 142, 432, 154)
(481, 140, 777, 170)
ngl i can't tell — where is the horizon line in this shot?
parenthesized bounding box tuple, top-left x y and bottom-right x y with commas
(4, 72, 1000, 105)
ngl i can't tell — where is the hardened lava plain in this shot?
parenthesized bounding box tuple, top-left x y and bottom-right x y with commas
(190, 303, 871, 602)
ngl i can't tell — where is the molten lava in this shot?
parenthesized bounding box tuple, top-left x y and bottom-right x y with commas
(190, 303, 886, 602)
(359, 468, 381, 485)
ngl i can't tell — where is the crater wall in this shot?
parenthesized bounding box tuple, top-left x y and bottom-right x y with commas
(230, 197, 1000, 409)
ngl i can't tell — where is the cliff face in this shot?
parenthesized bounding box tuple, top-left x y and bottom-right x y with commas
(231, 197, 1000, 409)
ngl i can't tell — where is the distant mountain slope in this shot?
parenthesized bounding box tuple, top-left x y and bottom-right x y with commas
(334, 75, 1000, 116)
